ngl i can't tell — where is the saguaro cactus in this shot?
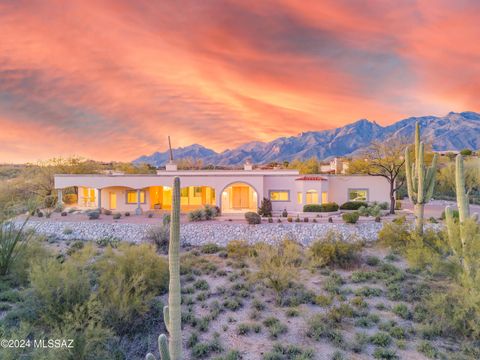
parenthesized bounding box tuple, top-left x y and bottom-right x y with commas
(405, 122, 438, 234)
(445, 155, 479, 278)
(146, 177, 182, 360)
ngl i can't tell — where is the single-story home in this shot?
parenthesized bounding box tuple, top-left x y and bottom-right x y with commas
(54, 163, 390, 214)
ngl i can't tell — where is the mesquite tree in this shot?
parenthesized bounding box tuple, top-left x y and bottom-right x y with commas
(405, 122, 438, 234)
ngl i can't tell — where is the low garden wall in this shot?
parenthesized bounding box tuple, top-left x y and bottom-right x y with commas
(16, 220, 400, 246)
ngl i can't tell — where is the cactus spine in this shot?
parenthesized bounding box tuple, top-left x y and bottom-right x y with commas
(405, 122, 438, 234)
(445, 155, 478, 278)
(146, 177, 182, 360)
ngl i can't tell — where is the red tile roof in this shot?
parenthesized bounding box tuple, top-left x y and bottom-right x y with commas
(295, 176, 328, 181)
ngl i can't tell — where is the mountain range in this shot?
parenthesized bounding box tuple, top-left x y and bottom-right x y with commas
(134, 111, 480, 166)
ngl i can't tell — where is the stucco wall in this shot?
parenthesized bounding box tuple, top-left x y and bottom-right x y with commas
(327, 175, 390, 204)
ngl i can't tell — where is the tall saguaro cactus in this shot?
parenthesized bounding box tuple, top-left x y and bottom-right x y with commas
(445, 155, 479, 279)
(146, 177, 182, 360)
(405, 122, 438, 234)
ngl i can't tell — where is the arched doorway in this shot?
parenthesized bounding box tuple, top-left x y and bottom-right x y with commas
(221, 182, 258, 213)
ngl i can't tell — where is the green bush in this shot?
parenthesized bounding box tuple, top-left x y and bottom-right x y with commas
(95, 243, 168, 334)
(245, 212, 261, 224)
(369, 331, 392, 347)
(201, 243, 222, 254)
(226, 240, 251, 259)
(87, 211, 100, 220)
(258, 198, 272, 217)
(373, 348, 399, 359)
(377, 217, 411, 250)
(145, 225, 169, 253)
(263, 343, 314, 359)
(340, 201, 368, 210)
(342, 212, 359, 224)
(30, 254, 92, 326)
(189, 209, 205, 222)
(308, 231, 361, 268)
(303, 203, 339, 212)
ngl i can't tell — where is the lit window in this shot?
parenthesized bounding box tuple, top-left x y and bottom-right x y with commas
(126, 190, 146, 204)
(297, 192, 302, 204)
(348, 189, 368, 201)
(194, 186, 203, 197)
(306, 190, 318, 204)
(269, 191, 290, 201)
(322, 192, 328, 204)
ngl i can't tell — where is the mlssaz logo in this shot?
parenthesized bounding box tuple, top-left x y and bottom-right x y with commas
(34, 339, 74, 349)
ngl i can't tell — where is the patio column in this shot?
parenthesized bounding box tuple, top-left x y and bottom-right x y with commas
(135, 189, 143, 215)
(57, 189, 63, 206)
(97, 188, 102, 211)
(302, 192, 307, 212)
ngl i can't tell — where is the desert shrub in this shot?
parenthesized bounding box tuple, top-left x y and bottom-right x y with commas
(0, 220, 35, 276)
(306, 314, 344, 346)
(87, 211, 100, 220)
(340, 201, 368, 210)
(67, 240, 85, 255)
(189, 209, 205, 222)
(112, 213, 121, 220)
(308, 231, 361, 268)
(263, 343, 314, 360)
(440, 209, 459, 220)
(322, 202, 339, 212)
(278, 283, 315, 307)
(315, 294, 333, 307)
(103, 209, 112, 215)
(258, 198, 272, 217)
(342, 212, 359, 224)
(287, 217, 292, 222)
(201, 243, 222, 254)
(29, 254, 92, 326)
(366, 256, 381, 266)
(46, 299, 115, 360)
(425, 285, 480, 339)
(61, 211, 68, 217)
(226, 240, 251, 259)
(254, 240, 303, 302)
(369, 332, 392, 347)
(373, 348, 399, 359)
(355, 286, 382, 297)
(377, 217, 411, 250)
(323, 272, 345, 294)
(263, 317, 288, 339)
(327, 303, 355, 324)
(95, 244, 168, 333)
(145, 225, 169, 253)
(351, 331, 369, 353)
(203, 205, 219, 220)
(245, 212, 261, 225)
(358, 204, 382, 217)
(392, 303, 411, 320)
(417, 341, 439, 359)
(95, 236, 120, 248)
(223, 298, 242, 311)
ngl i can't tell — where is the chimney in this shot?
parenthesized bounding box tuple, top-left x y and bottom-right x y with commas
(244, 160, 253, 171)
(166, 135, 178, 171)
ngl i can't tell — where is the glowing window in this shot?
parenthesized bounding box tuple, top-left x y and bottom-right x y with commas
(297, 192, 302, 204)
(306, 190, 318, 204)
(348, 189, 368, 201)
(126, 190, 146, 204)
(269, 191, 290, 201)
(322, 192, 328, 204)
(193, 186, 203, 197)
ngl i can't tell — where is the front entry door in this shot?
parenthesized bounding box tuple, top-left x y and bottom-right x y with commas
(232, 186, 250, 209)
(109, 193, 117, 210)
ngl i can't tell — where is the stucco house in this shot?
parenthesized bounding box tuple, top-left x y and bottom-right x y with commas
(54, 163, 390, 215)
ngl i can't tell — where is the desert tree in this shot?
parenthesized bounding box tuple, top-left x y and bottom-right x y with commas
(347, 138, 407, 214)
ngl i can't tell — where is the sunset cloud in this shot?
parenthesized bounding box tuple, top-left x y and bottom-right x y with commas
(0, 0, 479, 162)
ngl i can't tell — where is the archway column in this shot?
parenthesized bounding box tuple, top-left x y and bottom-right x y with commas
(135, 189, 143, 215)
(97, 188, 102, 211)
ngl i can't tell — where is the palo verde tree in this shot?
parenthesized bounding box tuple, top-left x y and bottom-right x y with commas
(405, 122, 438, 234)
(347, 139, 406, 214)
(146, 177, 182, 360)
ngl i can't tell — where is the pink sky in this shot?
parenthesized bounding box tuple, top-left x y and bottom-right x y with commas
(0, 0, 479, 163)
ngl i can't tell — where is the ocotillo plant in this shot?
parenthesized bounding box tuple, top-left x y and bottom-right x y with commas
(405, 122, 438, 234)
(146, 177, 182, 360)
(445, 155, 479, 280)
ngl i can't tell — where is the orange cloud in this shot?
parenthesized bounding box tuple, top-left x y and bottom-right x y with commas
(0, 0, 478, 162)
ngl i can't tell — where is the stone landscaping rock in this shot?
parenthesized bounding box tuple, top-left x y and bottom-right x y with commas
(15, 219, 443, 246)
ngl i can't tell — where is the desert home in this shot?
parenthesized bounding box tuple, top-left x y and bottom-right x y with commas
(54, 162, 390, 215)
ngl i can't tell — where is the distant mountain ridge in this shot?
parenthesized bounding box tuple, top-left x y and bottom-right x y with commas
(133, 111, 480, 166)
